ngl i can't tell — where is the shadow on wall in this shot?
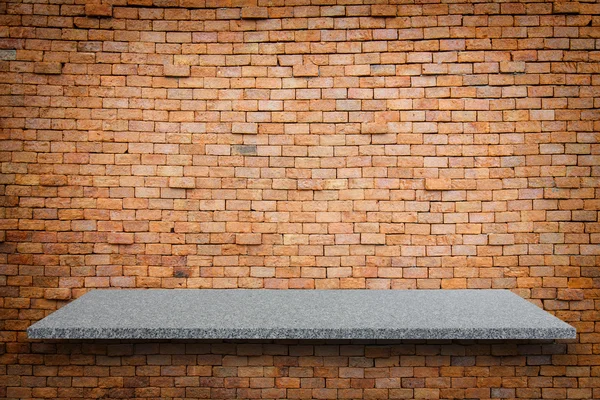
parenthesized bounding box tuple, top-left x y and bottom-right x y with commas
(21, 339, 570, 399)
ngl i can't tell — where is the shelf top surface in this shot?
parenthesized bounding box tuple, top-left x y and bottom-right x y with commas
(27, 289, 576, 340)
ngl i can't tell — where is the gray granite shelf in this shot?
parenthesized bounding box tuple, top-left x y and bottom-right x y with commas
(27, 289, 576, 340)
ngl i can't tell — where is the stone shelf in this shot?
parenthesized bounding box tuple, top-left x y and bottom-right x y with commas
(27, 289, 575, 340)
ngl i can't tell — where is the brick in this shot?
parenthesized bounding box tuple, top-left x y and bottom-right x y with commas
(241, 7, 269, 19)
(488, 234, 515, 246)
(164, 65, 190, 77)
(169, 177, 195, 189)
(2, 1, 599, 396)
(298, 179, 324, 191)
(500, 61, 526, 73)
(85, 4, 113, 18)
(232, 122, 258, 134)
(39, 175, 67, 187)
(0, 49, 16, 61)
(34, 62, 62, 75)
(361, 123, 388, 134)
(236, 233, 262, 245)
(425, 178, 453, 191)
(231, 145, 257, 155)
(361, 233, 386, 245)
(371, 5, 397, 17)
(107, 233, 134, 245)
(293, 64, 319, 77)
(553, 2, 580, 14)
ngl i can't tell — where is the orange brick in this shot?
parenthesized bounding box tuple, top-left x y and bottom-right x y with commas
(241, 7, 269, 19)
(169, 177, 196, 189)
(85, 4, 113, 18)
(232, 122, 258, 134)
(164, 65, 190, 77)
(371, 5, 397, 17)
(553, 2, 580, 14)
(236, 233, 262, 245)
(298, 179, 324, 191)
(107, 233, 135, 245)
(425, 178, 453, 191)
(3, 2, 599, 397)
(361, 233, 386, 245)
(293, 64, 319, 77)
(488, 234, 515, 246)
(39, 175, 67, 187)
(361, 123, 388, 134)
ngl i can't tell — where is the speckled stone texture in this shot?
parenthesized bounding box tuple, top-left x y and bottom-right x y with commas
(27, 289, 576, 340)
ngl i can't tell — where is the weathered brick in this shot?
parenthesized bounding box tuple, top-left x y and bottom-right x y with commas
(231, 145, 257, 155)
(2, 2, 598, 398)
(297, 179, 324, 191)
(169, 177, 195, 189)
(39, 175, 68, 187)
(0, 49, 16, 61)
(293, 64, 319, 77)
(425, 178, 453, 191)
(107, 233, 134, 245)
(371, 5, 397, 17)
(241, 7, 268, 19)
(164, 65, 190, 77)
(232, 122, 258, 134)
(488, 234, 515, 246)
(553, 2, 580, 14)
(85, 4, 113, 18)
(236, 233, 262, 245)
(34, 62, 62, 75)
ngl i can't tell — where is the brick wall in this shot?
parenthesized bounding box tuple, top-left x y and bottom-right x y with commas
(1, 0, 599, 398)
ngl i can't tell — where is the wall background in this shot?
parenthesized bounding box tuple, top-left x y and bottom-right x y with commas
(1, 0, 598, 398)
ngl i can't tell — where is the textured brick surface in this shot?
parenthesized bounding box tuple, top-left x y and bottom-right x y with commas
(242, 6, 269, 19)
(0, 49, 16, 61)
(85, 3, 113, 18)
(371, 5, 398, 17)
(1, 0, 599, 399)
(33, 62, 62, 75)
(163, 64, 191, 77)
